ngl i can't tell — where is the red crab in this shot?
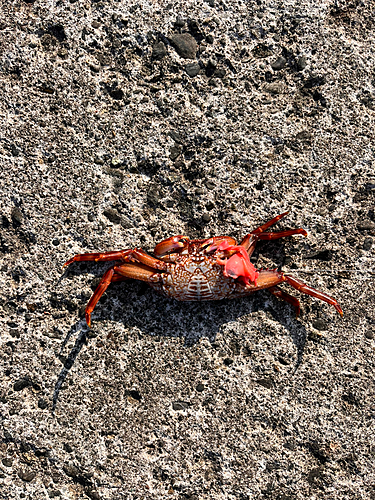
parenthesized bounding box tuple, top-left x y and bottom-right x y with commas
(64, 212, 343, 327)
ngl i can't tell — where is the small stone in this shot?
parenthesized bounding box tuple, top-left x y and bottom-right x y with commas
(205, 58, 217, 77)
(174, 17, 185, 28)
(256, 378, 273, 389)
(48, 490, 62, 498)
(13, 378, 32, 391)
(264, 82, 285, 94)
(52, 238, 59, 246)
(147, 187, 161, 206)
(271, 56, 286, 70)
(38, 398, 48, 409)
(304, 249, 332, 261)
(168, 130, 182, 143)
(312, 319, 328, 331)
(2, 457, 12, 467)
(128, 390, 141, 401)
(196, 384, 204, 392)
(365, 330, 374, 339)
(11, 207, 23, 227)
(103, 208, 121, 224)
(170, 146, 182, 160)
(185, 62, 201, 77)
(169, 33, 198, 59)
(64, 443, 73, 453)
(11, 144, 21, 156)
(110, 157, 123, 168)
(18, 470, 36, 482)
(357, 221, 375, 231)
(57, 47, 68, 58)
(172, 401, 189, 410)
(252, 43, 273, 58)
(202, 213, 211, 223)
(152, 41, 167, 60)
(89, 61, 100, 72)
(86, 490, 100, 500)
(296, 55, 307, 70)
(94, 152, 106, 165)
(363, 237, 373, 250)
(223, 357, 233, 366)
(63, 464, 80, 478)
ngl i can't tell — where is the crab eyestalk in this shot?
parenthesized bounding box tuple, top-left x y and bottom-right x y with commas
(153, 235, 189, 257)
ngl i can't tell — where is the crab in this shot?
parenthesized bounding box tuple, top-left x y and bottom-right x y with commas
(64, 212, 343, 327)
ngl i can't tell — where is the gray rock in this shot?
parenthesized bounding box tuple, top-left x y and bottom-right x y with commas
(169, 33, 198, 59)
(0, 1, 373, 499)
(271, 56, 286, 70)
(185, 62, 201, 77)
(152, 41, 167, 60)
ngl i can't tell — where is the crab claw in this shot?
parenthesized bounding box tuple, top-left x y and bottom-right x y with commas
(216, 244, 259, 285)
(154, 235, 189, 257)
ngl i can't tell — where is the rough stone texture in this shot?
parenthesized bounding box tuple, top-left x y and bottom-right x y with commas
(0, 1, 374, 499)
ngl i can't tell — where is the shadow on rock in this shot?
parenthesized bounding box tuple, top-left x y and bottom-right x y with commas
(53, 269, 309, 408)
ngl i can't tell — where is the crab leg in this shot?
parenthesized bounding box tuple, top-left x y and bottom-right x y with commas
(85, 267, 115, 327)
(239, 212, 307, 256)
(64, 250, 132, 266)
(268, 286, 301, 317)
(113, 262, 165, 281)
(256, 228, 307, 240)
(85, 263, 165, 327)
(252, 270, 343, 316)
(251, 211, 290, 234)
(283, 275, 343, 316)
(65, 248, 169, 271)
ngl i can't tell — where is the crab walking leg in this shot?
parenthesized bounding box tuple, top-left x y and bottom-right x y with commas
(239, 227, 307, 257)
(268, 286, 301, 317)
(65, 248, 169, 271)
(238, 213, 307, 256)
(253, 270, 343, 316)
(85, 268, 115, 327)
(85, 263, 165, 327)
(251, 211, 290, 235)
(257, 228, 307, 240)
(64, 250, 133, 266)
(124, 249, 170, 270)
(238, 212, 290, 251)
(113, 262, 166, 280)
(284, 275, 343, 316)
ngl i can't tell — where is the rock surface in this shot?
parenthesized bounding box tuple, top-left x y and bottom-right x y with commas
(0, 1, 374, 499)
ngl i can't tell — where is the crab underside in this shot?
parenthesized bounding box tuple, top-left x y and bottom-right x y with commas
(64, 212, 343, 327)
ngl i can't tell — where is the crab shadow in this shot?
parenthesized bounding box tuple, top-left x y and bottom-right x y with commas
(53, 268, 309, 409)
